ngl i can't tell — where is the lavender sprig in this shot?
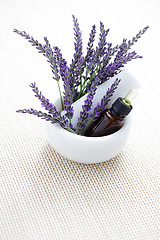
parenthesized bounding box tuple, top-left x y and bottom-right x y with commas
(92, 78, 121, 120)
(13, 30, 59, 80)
(79, 22, 109, 95)
(68, 15, 84, 98)
(43, 37, 60, 82)
(72, 15, 83, 64)
(62, 68, 74, 120)
(75, 25, 96, 100)
(29, 82, 71, 129)
(16, 108, 76, 134)
(115, 26, 149, 63)
(85, 25, 96, 62)
(39, 38, 65, 109)
(97, 26, 149, 83)
(52, 47, 74, 120)
(53, 46, 67, 79)
(13, 30, 65, 109)
(13, 29, 44, 52)
(16, 108, 59, 124)
(77, 77, 99, 134)
(95, 22, 109, 62)
(127, 26, 149, 49)
(96, 43, 119, 84)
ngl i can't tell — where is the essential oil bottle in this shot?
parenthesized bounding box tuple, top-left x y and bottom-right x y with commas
(84, 89, 138, 137)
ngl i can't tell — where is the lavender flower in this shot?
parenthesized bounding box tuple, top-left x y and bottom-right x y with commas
(92, 78, 121, 120)
(72, 15, 83, 62)
(43, 37, 60, 82)
(29, 82, 69, 128)
(114, 26, 149, 63)
(53, 46, 67, 79)
(62, 68, 74, 120)
(96, 43, 119, 84)
(78, 23, 110, 95)
(13, 30, 65, 108)
(16, 108, 67, 127)
(13, 29, 45, 52)
(73, 56, 85, 88)
(112, 39, 141, 72)
(85, 25, 96, 62)
(13, 30, 59, 80)
(77, 77, 99, 134)
(95, 22, 109, 62)
(81, 23, 109, 92)
(97, 26, 149, 83)
(52, 47, 74, 119)
(127, 26, 149, 49)
(68, 15, 84, 98)
(75, 25, 96, 99)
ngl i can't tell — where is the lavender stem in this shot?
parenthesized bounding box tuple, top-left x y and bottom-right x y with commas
(57, 80, 64, 110)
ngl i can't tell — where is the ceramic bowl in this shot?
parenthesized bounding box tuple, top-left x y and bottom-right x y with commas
(46, 109, 132, 164)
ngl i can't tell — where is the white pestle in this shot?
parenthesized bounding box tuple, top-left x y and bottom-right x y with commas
(61, 68, 141, 130)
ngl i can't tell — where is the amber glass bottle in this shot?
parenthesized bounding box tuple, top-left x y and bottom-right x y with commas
(84, 89, 137, 137)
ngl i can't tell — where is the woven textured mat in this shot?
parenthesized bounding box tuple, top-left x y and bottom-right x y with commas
(0, 77, 160, 240)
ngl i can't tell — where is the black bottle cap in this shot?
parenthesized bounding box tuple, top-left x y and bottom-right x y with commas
(110, 97, 132, 120)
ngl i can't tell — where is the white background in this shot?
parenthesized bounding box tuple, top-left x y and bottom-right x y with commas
(0, 0, 160, 110)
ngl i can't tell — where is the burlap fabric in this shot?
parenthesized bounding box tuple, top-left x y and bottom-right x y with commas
(0, 70, 160, 240)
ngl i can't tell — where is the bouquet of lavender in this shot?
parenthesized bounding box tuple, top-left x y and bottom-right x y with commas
(14, 15, 148, 135)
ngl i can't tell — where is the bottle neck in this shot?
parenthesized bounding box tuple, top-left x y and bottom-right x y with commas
(110, 108, 124, 121)
(110, 97, 132, 120)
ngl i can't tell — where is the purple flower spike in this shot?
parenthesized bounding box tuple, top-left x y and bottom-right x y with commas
(97, 26, 149, 84)
(43, 37, 61, 82)
(68, 15, 84, 98)
(13, 29, 62, 82)
(77, 77, 99, 134)
(16, 108, 68, 128)
(85, 25, 96, 62)
(53, 46, 67, 79)
(62, 67, 74, 120)
(92, 78, 121, 120)
(29, 82, 69, 128)
(72, 15, 83, 58)
(95, 22, 109, 62)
